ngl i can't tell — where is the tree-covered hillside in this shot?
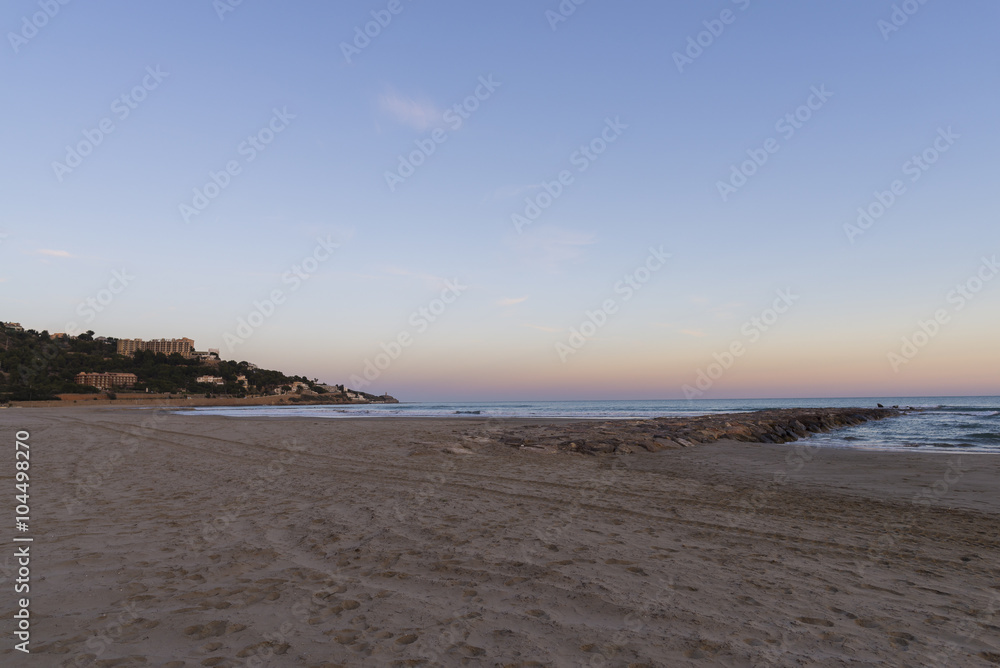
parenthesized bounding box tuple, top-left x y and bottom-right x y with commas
(0, 327, 320, 401)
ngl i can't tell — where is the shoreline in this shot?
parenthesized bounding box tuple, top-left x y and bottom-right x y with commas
(8, 403, 994, 455)
(3, 394, 397, 409)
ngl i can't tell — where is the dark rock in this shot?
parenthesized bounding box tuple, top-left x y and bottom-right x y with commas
(478, 407, 905, 455)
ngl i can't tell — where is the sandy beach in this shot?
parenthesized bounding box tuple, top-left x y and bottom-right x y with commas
(2, 407, 999, 667)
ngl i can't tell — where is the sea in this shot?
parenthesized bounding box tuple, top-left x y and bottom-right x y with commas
(183, 396, 1000, 454)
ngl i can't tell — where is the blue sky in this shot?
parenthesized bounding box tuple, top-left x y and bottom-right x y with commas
(2, 0, 998, 400)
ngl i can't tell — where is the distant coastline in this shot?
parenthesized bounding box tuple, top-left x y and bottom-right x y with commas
(0, 324, 397, 406)
(5, 392, 398, 409)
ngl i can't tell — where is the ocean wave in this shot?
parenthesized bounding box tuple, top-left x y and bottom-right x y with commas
(966, 432, 1000, 441)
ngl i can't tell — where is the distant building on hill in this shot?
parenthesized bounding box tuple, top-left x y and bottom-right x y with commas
(117, 337, 194, 357)
(2, 322, 23, 332)
(275, 381, 311, 395)
(196, 375, 225, 385)
(193, 349, 221, 364)
(75, 372, 137, 390)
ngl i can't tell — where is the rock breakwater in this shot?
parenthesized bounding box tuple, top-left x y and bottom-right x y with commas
(488, 408, 903, 455)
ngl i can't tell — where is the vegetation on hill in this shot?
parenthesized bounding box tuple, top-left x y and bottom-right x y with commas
(0, 327, 323, 401)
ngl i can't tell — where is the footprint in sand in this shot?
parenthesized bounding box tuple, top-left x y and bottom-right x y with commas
(889, 631, 916, 649)
(235, 640, 291, 658)
(796, 617, 834, 627)
(828, 606, 857, 619)
(183, 620, 247, 640)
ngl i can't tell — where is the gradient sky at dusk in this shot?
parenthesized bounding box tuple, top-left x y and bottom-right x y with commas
(2, 0, 998, 400)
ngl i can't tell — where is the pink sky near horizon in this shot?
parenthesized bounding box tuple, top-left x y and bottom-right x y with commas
(262, 330, 999, 401)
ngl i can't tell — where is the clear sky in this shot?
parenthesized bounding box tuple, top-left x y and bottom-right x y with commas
(2, 1, 998, 401)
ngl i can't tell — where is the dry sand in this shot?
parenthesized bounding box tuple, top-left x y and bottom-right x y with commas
(1, 407, 998, 667)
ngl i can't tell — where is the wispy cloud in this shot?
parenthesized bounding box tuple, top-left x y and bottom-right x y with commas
(680, 329, 708, 338)
(498, 296, 528, 306)
(37, 249, 72, 258)
(379, 90, 441, 131)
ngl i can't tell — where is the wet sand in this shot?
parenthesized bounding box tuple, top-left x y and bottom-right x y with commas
(1, 407, 998, 667)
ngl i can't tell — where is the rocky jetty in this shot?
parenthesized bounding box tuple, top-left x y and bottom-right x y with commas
(488, 407, 903, 455)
